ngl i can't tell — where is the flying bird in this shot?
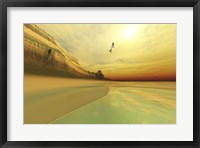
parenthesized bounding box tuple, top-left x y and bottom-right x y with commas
(109, 42, 115, 53)
(112, 42, 115, 48)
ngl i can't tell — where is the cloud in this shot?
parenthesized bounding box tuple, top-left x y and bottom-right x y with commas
(37, 24, 176, 80)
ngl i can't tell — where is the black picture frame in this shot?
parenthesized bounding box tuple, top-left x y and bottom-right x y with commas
(0, 0, 200, 147)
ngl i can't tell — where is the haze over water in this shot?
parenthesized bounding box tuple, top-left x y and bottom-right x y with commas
(51, 81, 175, 124)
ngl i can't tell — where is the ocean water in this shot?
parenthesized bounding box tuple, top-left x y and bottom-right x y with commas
(51, 81, 176, 124)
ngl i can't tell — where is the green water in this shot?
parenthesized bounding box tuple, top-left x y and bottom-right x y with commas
(52, 82, 176, 124)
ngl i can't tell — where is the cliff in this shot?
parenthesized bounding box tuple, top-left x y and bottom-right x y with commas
(24, 24, 98, 79)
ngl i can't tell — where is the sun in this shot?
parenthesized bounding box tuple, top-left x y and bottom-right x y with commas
(123, 26, 137, 39)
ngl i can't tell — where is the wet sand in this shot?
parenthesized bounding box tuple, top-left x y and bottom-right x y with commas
(24, 74, 176, 124)
(24, 74, 109, 124)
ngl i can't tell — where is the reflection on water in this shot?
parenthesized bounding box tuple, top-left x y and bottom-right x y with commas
(52, 81, 176, 124)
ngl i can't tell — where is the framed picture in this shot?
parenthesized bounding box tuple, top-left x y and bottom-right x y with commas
(1, 0, 199, 147)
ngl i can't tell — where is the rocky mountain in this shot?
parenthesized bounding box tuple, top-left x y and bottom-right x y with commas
(24, 24, 102, 79)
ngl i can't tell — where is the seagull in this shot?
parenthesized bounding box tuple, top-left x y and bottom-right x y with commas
(109, 42, 115, 53)
(112, 42, 115, 48)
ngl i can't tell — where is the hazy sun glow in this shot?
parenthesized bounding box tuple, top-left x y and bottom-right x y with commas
(123, 26, 137, 39)
(37, 24, 176, 81)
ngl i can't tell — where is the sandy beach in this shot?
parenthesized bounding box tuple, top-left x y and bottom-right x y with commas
(24, 74, 176, 124)
(24, 74, 109, 123)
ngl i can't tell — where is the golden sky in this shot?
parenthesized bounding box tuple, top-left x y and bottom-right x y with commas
(37, 24, 176, 81)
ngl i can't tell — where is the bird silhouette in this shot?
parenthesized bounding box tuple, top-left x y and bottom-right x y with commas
(112, 42, 115, 48)
(109, 42, 115, 53)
